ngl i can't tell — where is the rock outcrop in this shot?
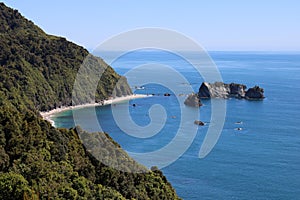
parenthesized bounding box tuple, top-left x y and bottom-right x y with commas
(194, 120, 205, 126)
(229, 83, 247, 98)
(184, 93, 202, 107)
(198, 82, 264, 100)
(245, 86, 265, 99)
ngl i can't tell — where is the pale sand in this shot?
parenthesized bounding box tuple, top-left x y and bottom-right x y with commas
(40, 94, 150, 127)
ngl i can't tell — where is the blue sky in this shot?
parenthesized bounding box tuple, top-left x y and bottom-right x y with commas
(2, 0, 300, 51)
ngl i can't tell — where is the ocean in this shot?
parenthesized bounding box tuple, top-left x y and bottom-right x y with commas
(52, 51, 300, 199)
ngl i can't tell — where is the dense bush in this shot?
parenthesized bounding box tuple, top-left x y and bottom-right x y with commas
(0, 3, 180, 199)
(0, 3, 131, 112)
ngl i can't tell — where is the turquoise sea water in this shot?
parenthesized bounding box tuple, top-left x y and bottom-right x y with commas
(53, 51, 300, 199)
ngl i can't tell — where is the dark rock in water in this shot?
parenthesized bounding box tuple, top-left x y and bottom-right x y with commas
(229, 83, 247, 98)
(198, 82, 264, 100)
(184, 93, 202, 107)
(198, 82, 212, 98)
(194, 120, 205, 126)
(198, 82, 246, 98)
(235, 127, 243, 131)
(164, 93, 171, 96)
(245, 86, 265, 99)
(235, 121, 243, 124)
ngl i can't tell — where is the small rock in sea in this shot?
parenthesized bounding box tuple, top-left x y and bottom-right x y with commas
(235, 127, 243, 131)
(194, 120, 205, 126)
(184, 93, 202, 107)
(235, 121, 243, 124)
(164, 93, 171, 96)
(245, 86, 265, 100)
(132, 103, 136, 107)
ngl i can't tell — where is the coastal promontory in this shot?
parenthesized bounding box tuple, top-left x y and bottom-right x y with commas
(0, 3, 181, 199)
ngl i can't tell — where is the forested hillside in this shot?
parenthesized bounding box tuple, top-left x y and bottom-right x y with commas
(0, 3, 180, 199)
(0, 2, 132, 112)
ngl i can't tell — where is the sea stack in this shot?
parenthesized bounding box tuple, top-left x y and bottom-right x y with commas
(198, 82, 264, 100)
(245, 86, 265, 99)
(184, 93, 202, 107)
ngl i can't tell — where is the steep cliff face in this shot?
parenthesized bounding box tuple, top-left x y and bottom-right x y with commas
(0, 3, 180, 199)
(198, 82, 264, 100)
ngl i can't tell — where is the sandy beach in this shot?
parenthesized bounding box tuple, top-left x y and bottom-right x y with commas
(40, 94, 150, 127)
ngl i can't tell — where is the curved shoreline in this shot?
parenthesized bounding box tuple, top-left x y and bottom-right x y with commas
(40, 94, 150, 127)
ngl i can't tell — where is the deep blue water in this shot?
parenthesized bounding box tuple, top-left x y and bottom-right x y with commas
(53, 51, 300, 199)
